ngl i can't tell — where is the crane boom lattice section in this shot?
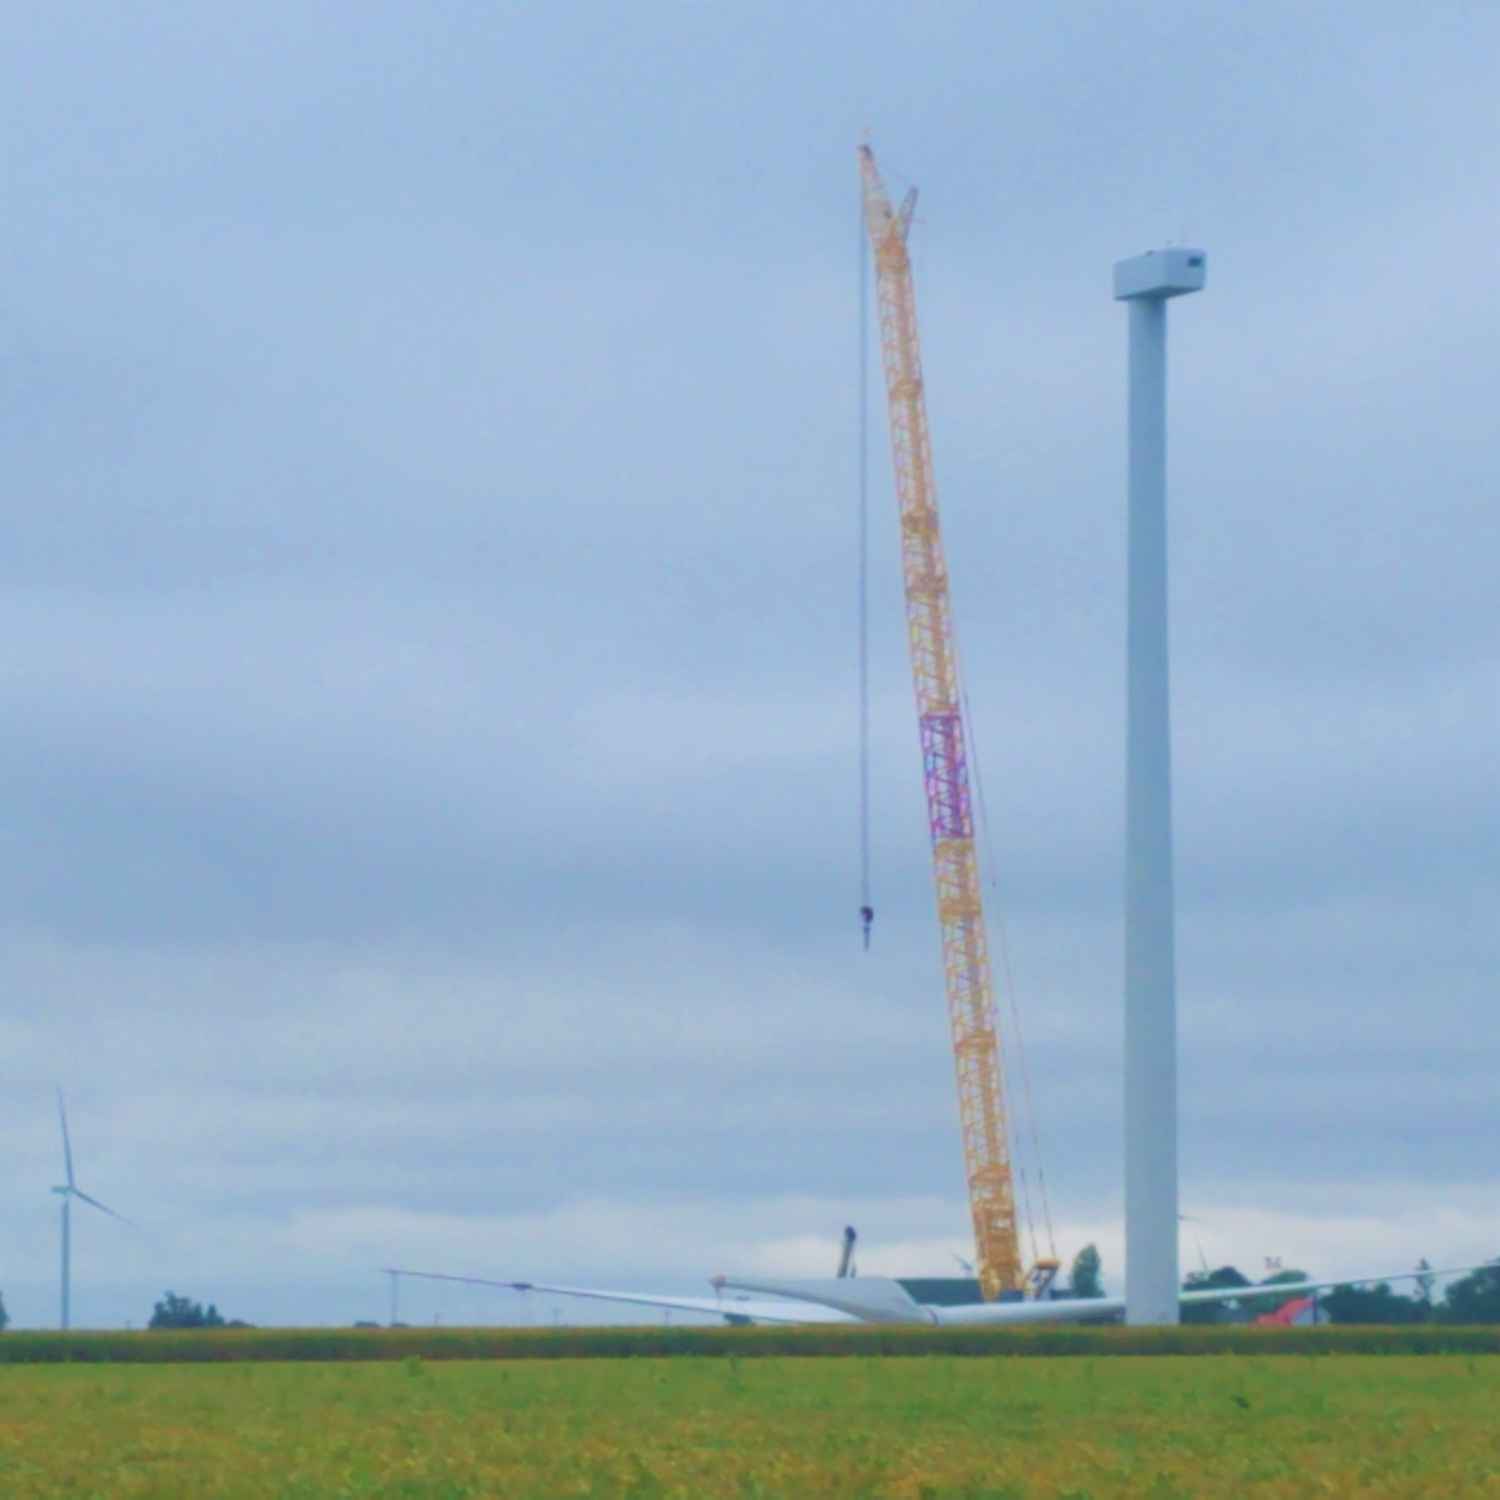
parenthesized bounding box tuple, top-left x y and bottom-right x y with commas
(859, 144, 1021, 1300)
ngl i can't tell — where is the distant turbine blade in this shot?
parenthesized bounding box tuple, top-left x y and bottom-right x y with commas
(71, 1188, 129, 1225)
(56, 1087, 75, 1190)
(380, 1268, 523, 1292)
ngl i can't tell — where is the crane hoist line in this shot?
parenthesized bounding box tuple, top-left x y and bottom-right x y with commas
(858, 142, 1058, 1302)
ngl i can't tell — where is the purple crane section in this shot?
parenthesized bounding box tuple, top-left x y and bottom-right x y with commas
(920, 712, 974, 841)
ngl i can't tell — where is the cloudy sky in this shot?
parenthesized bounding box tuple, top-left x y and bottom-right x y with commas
(1, 2, 1497, 1329)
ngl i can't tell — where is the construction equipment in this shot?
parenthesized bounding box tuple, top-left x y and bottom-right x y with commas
(836, 1225, 858, 1279)
(858, 142, 1058, 1301)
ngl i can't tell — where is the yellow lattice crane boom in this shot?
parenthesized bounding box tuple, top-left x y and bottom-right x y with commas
(859, 142, 1056, 1301)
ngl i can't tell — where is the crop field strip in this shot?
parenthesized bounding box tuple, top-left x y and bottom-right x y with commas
(2, 1323, 1500, 1362)
(1, 1353, 1498, 1498)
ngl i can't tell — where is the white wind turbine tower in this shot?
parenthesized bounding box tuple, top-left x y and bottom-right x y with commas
(1113, 246, 1206, 1325)
(52, 1088, 128, 1330)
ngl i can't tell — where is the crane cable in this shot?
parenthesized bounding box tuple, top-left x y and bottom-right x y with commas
(963, 687, 1057, 1265)
(858, 186, 873, 951)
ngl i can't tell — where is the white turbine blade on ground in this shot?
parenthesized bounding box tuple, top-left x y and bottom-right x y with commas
(70, 1187, 129, 1224)
(1176, 1264, 1485, 1308)
(718, 1263, 1492, 1327)
(56, 1087, 75, 1190)
(507, 1282, 858, 1326)
(512, 1283, 856, 1325)
(380, 1269, 856, 1325)
(715, 1275, 1105, 1327)
(381, 1268, 523, 1292)
(939, 1263, 1490, 1326)
(714, 1276, 934, 1324)
(928, 1295, 1126, 1326)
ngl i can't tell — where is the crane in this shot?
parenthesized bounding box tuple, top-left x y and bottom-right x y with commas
(858, 142, 1058, 1302)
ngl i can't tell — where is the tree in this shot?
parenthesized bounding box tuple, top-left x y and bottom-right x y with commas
(149, 1292, 228, 1330)
(0, 1290, 9, 1331)
(1439, 1262, 1500, 1324)
(1068, 1244, 1103, 1299)
(1260, 1268, 1309, 1287)
(1181, 1265, 1251, 1324)
(1321, 1281, 1427, 1325)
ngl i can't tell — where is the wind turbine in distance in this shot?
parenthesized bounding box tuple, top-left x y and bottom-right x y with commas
(52, 1088, 128, 1330)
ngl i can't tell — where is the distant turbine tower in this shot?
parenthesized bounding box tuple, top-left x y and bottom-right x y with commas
(52, 1088, 128, 1330)
(1112, 247, 1206, 1326)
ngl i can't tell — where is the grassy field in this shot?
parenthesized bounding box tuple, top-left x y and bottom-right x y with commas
(0, 1353, 1498, 1498)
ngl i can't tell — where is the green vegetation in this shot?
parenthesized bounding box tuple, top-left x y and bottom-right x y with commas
(1067, 1242, 1104, 1298)
(1320, 1263, 1500, 1326)
(1322, 1280, 1432, 1325)
(0, 1352, 1496, 1496)
(1181, 1265, 1253, 1324)
(1180, 1259, 1500, 1325)
(2, 1323, 1500, 1364)
(1438, 1263, 1500, 1323)
(147, 1291, 250, 1330)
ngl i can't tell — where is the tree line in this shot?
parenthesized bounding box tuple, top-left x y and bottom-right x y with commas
(1066, 1245, 1500, 1323)
(147, 1291, 251, 1329)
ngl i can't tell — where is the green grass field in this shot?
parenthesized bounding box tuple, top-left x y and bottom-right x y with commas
(1, 1352, 1498, 1498)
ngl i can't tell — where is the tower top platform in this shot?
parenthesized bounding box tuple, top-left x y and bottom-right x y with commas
(1113, 248, 1207, 301)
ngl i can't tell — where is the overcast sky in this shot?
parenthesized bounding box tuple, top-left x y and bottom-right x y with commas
(1, 2, 1497, 1329)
